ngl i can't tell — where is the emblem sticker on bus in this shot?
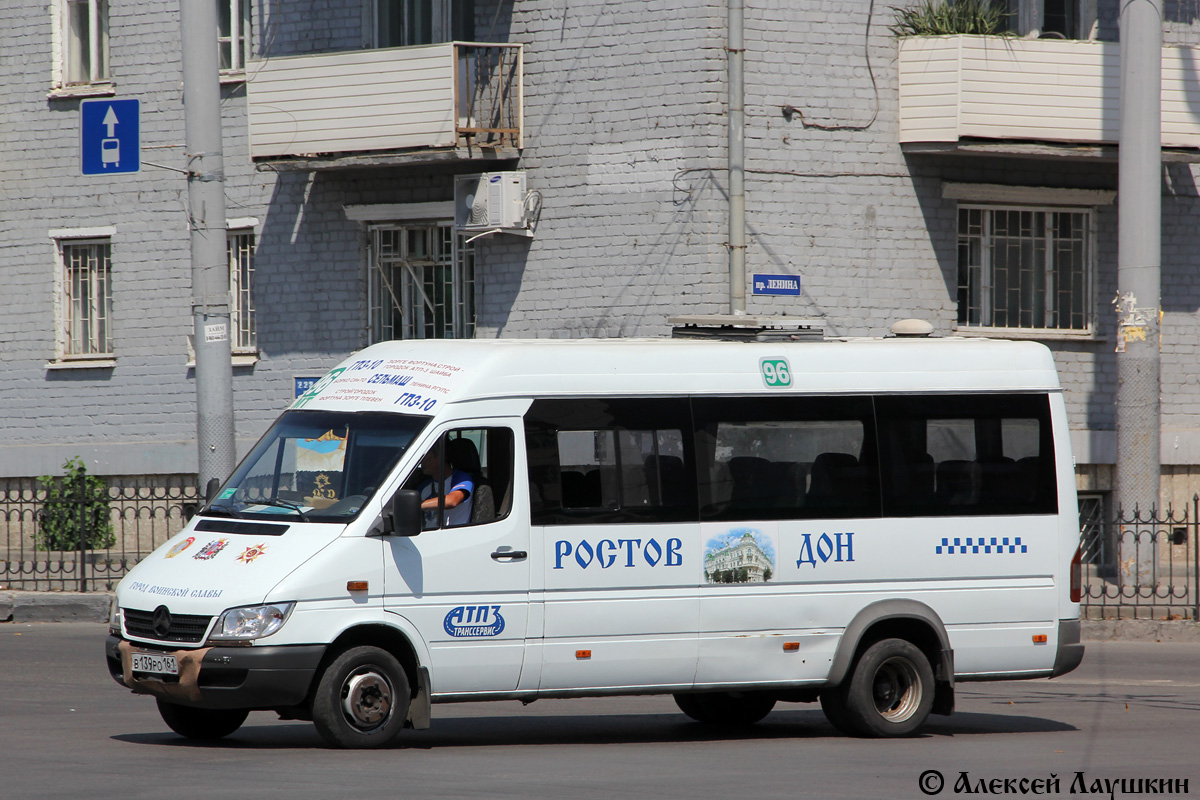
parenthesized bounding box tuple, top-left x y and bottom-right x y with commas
(444, 605, 505, 637)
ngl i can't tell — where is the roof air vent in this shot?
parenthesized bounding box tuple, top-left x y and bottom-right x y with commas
(890, 319, 935, 338)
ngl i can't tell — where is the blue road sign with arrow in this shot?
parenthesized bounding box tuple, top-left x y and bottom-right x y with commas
(81, 98, 140, 175)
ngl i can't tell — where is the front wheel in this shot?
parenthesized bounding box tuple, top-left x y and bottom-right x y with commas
(673, 692, 776, 726)
(312, 646, 410, 749)
(156, 699, 248, 740)
(828, 638, 935, 738)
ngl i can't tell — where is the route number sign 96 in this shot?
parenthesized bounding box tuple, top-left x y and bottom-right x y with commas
(760, 358, 792, 388)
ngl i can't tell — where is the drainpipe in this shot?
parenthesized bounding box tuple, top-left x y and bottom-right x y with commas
(729, 0, 746, 314)
(1116, 0, 1163, 587)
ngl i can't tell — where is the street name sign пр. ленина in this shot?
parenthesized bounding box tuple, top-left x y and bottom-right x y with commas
(81, 98, 140, 175)
(752, 274, 801, 296)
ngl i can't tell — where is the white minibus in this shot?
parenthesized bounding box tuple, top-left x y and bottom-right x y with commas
(105, 336, 1084, 747)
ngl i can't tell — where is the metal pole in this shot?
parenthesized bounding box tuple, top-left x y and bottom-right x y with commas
(1193, 494, 1198, 621)
(1116, 0, 1163, 588)
(180, 0, 236, 489)
(728, 0, 746, 314)
(76, 470, 87, 592)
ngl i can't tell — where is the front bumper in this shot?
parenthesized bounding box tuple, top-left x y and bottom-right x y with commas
(105, 634, 326, 710)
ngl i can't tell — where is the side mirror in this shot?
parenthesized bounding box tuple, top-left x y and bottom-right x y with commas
(382, 489, 423, 537)
(205, 477, 221, 502)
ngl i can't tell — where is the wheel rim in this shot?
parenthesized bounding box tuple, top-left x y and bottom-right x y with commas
(340, 667, 394, 732)
(871, 656, 922, 722)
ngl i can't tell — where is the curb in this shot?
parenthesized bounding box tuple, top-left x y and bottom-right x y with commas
(0, 591, 112, 624)
(1080, 619, 1200, 643)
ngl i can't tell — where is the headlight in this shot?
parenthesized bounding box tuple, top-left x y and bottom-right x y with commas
(108, 598, 122, 635)
(208, 602, 295, 642)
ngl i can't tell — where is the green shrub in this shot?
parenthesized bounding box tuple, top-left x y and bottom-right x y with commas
(37, 457, 115, 551)
(889, 0, 1013, 36)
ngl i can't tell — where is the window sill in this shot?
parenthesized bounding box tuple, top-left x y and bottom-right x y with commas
(219, 71, 246, 85)
(48, 82, 116, 100)
(186, 352, 260, 368)
(46, 357, 117, 370)
(953, 327, 1105, 343)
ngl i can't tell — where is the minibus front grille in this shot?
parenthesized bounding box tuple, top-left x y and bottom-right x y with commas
(123, 608, 213, 644)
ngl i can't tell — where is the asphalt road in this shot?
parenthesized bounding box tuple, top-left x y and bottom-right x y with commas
(2, 623, 1196, 800)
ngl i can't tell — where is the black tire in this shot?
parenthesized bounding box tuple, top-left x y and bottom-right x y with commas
(836, 638, 935, 738)
(672, 692, 776, 726)
(818, 688, 857, 735)
(156, 699, 248, 740)
(312, 646, 410, 749)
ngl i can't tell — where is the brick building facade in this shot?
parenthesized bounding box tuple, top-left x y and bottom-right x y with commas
(4, 0, 1200, 519)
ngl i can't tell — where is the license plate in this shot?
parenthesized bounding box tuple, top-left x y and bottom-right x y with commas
(131, 652, 178, 676)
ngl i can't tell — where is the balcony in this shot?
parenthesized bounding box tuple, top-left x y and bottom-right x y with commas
(898, 35, 1200, 159)
(246, 42, 522, 170)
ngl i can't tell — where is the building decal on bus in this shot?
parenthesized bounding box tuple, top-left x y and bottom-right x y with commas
(553, 537, 684, 570)
(704, 529, 777, 583)
(444, 605, 505, 637)
(935, 536, 1027, 555)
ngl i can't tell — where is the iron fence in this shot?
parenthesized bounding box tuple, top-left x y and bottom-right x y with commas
(0, 476, 200, 592)
(1079, 495, 1200, 620)
(4, 471, 1197, 617)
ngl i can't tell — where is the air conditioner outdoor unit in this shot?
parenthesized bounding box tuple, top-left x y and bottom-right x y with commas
(454, 171, 531, 236)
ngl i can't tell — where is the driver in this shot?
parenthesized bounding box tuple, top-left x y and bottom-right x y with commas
(418, 440, 474, 527)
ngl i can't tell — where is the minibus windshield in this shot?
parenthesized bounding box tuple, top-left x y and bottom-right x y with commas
(203, 410, 430, 523)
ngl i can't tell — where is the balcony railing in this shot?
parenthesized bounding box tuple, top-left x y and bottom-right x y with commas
(246, 42, 523, 161)
(898, 35, 1200, 151)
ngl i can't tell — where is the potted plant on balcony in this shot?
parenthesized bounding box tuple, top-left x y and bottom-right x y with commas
(889, 0, 1012, 36)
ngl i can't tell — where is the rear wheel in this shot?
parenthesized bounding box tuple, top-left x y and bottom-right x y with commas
(826, 638, 935, 738)
(818, 688, 856, 735)
(312, 646, 410, 749)
(673, 692, 776, 726)
(156, 699, 248, 740)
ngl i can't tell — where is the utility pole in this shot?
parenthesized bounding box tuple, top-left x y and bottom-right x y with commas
(728, 0, 746, 314)
(180, 0, 236, 492)
(1116, 0, 1163, 586)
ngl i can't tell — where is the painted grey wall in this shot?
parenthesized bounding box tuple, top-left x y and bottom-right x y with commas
(4, 0, 1200, 480)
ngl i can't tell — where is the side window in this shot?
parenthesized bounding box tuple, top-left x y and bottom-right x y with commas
(219, 0, 252, 75)
(525, 399, 696, 525)
(692, 396, 880, 521)
(367, 224, 475, 342)
(55, 235, 114, 362)
(402, 427, 514, 530)
(227, 227, 257, 354)
(875, 394, 1058, 517)
(56, 0, 110, 88)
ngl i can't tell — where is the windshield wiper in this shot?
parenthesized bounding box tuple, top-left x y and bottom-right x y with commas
(250, 498, 310, 521)
(204, 503, 244, 519)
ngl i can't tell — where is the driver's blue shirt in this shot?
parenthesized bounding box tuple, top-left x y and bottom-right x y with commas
(420, 469, 474, 527)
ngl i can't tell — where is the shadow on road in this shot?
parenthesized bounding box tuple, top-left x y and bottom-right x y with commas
(111, 707, 1076, 750)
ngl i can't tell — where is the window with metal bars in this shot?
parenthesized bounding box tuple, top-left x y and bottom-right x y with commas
(1077, 493, 1110, 567)
(59, 239, 113, 357)
(957, 205, 1091, 332)
(368, 223, 475, 342)
(228, 229, 256, 352)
